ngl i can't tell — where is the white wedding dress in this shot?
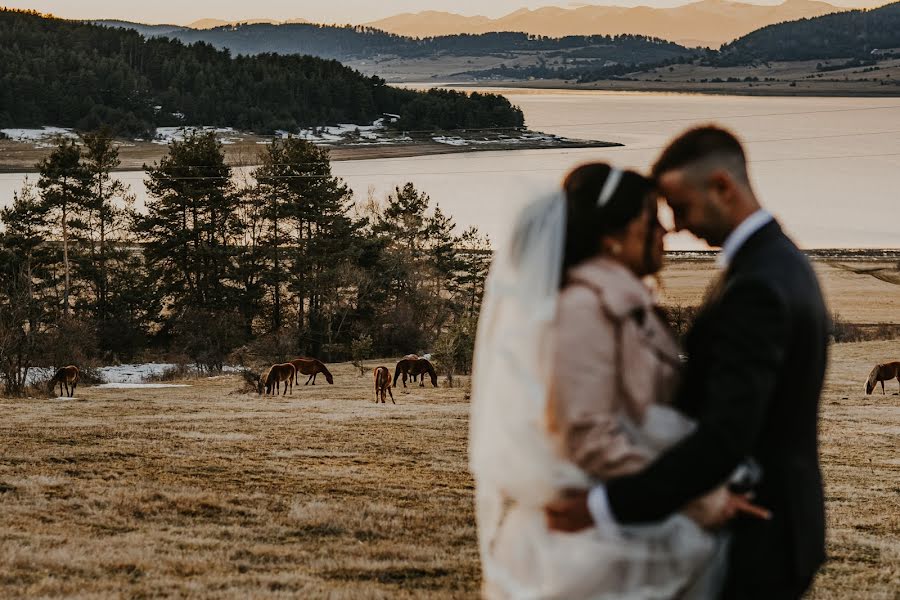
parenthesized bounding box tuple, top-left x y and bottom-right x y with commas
(469, 191, 721, 600)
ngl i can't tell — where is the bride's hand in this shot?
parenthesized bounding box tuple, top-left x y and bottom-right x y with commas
(685, 487, 771, 529)
(545, 489, 593, 533)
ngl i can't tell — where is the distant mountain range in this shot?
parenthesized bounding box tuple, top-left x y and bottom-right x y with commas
(89, 0, 900, 83)
(366, 0, 846, 47)
(95, 0, 848, 49)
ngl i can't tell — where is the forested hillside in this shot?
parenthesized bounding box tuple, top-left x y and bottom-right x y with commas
(0, 9, 524, 136)
(715, 1, 900, 65)
(97, 20, 694, 64)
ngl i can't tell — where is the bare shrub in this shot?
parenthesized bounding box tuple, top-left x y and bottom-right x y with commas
(231, 327, 297, 369)
(143, 364, 193, 383)
(171, 308, 245, 373)
(433, 318, 477, 388)
(42, 316, 100, 369)
(237, 368, 264, 394)
(350, 334, 373, 377)
(659, 304, 700, 342)
(831, 313, 900, 343)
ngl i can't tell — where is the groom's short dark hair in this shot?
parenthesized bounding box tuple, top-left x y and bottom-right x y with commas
(652, 126, 748, 183)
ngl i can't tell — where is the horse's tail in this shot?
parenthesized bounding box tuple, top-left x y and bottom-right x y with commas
(393, 362, 404, 386)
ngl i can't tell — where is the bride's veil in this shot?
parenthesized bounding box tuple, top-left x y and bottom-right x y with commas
(469, 189, 590, 563)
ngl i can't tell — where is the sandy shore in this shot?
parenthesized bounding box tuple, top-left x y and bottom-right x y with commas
(0, 137, 619, 173)
(449, 78, 900, 98)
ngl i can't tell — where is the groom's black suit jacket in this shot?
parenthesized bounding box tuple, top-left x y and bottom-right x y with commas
(606, 220, 829, 598)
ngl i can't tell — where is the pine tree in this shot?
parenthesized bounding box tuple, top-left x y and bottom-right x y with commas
(253, 137, 361, 357)
(0, 180, 52, 394)
(455, 226, 491, 319)
(78, 131, 134, 321)
(37, 137, 91, 315)
(136, 131, 242, 325)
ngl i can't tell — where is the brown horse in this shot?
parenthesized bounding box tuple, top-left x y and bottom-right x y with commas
(403, 354, 421, 383)
(290, 358, 334, 386)
(866, 362, 900, 395)
(393, 358, 438, 388)
(374, 367, 395, 404)
(262, 363, 295, 396)
(48, 365, 79, 397)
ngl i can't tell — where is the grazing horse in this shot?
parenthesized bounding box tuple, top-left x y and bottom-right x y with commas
(48, 365, 79, 398)
(263, 363, 295, 396)
(865, 362, 900, 395)
(290, 358, 334, 385)
(374, 367, 395, 404)
(393, 358, 438, 388)
(403, 354, 421, 382)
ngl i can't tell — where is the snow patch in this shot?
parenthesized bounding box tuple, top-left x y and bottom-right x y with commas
(432, 136, 468, 146)
(97, 383, 191, 389)
(1, 127, 77, 142)
(153, 126, 241, 145)
(98, 363, 180, 384)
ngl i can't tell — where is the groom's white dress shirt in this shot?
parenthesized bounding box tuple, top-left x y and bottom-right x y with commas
(586, 209, 774, 527)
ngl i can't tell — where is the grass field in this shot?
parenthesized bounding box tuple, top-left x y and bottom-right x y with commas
(0, 259, 898, 598)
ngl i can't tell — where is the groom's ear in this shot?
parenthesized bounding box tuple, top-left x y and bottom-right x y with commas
(707, 169, 738, 204)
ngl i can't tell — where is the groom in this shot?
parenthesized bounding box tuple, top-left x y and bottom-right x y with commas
(546, 126, 829, 599)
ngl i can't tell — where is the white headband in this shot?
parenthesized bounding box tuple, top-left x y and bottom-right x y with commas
(597, 168, 624, 207)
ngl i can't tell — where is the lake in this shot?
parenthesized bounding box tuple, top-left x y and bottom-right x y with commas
(2, 89, 899, 249)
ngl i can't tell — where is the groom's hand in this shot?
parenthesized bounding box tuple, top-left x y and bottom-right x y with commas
(685, 485, 773, 529)
(545, 489, 594, 533)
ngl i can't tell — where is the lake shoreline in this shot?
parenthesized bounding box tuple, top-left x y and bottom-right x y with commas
(0, 136, 621, 173)
(430, 78, 900, 98)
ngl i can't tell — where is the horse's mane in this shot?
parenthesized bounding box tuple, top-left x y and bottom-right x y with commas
(421, 359, 437, 376)
(867, 364, 883, 387)
(316, 360, 332, 377)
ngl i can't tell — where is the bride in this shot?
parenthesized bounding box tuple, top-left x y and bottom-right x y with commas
(469, 163, 728, 599)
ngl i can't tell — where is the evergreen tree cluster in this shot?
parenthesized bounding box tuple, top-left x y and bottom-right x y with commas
(0, 9, 524, 137)
(714, 1, 900, 65)
(0, 133, 492, 393)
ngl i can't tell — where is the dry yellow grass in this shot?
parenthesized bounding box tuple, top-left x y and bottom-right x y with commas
(808, 339, 900, 600)
(0, 259, 897, 598)
(2, 343, 899, 598)
(659, 258, 900, 325)
(0, 365, 477, 598)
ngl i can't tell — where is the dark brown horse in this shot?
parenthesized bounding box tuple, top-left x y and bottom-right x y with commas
(402, 354, 423, 383)
(866, 362, 900, 395)
(48, 365, 79, 397)
(290, 358, 334, 385)
(393, 358, 438, 388)
(262, 363, 295, 396)
(374, 366, 395, 404)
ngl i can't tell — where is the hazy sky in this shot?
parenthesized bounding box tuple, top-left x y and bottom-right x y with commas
(2, 0, 888, 24)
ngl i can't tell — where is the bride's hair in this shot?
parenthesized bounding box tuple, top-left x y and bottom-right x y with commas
(561, 162, 655, 275)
